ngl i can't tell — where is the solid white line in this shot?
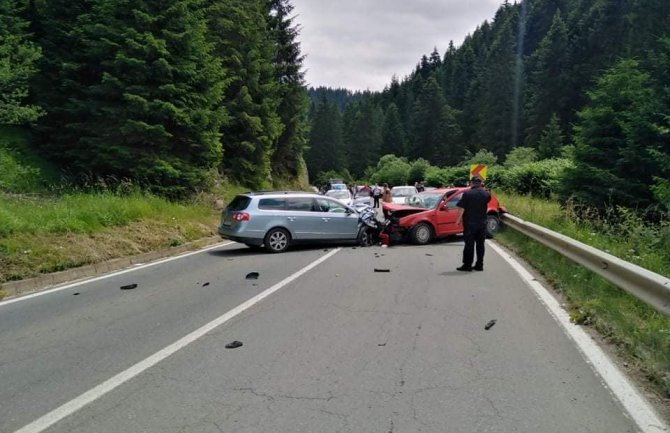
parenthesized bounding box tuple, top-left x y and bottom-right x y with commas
(489, 242, 669, 433)
(0, 242, 235, 307)
(13, 248, 341, 433)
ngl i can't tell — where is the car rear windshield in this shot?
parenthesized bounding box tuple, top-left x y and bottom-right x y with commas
(227, 195, 251, 211)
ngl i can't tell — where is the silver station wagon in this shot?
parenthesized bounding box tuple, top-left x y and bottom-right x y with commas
(218, 192, 364, 253)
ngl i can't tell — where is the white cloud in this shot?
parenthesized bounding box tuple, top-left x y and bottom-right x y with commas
(292, 0, 503, 91)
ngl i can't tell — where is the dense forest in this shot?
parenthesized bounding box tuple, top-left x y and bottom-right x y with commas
(0, 0, 308, 197)
(1, 0, 669, 213)
(305, 0, 670, 213)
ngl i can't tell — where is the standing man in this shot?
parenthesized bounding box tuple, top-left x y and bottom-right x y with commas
(371, 183, 382, 208)
(455, 176, 491, 271)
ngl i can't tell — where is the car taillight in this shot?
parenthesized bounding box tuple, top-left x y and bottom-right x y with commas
(232, 212, 250, 222)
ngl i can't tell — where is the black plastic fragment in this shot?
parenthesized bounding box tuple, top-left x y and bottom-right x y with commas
(73, 292, 80, 296)
(225, 341, 243, 349)
(425, 253, 433, 256)
(202, 282, 210, 287)
(484, 319, 497, 330)
(374, 268, 390, 273)
(120, 283, 138, 290)
(245, 272, 259, 280)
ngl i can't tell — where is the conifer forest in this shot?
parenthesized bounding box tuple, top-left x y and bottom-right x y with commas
(1, 0, 669, 213)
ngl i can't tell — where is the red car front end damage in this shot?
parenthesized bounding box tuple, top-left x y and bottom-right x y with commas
(382, 187, 506, 245)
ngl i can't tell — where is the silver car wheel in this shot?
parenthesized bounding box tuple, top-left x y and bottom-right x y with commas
(265, 228, 290, 253)
(411, 223, 433, 245)
(486, 215, 500, 238)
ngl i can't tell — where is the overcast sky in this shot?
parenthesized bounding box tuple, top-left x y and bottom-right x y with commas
(291, 0, 504, 92)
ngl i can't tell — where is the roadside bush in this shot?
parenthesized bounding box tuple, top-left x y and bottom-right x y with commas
(370, 155, 410, 186)
(499, 158, 574, 197)
(407, 158, 431, 184)
(0, 149, 42, 192)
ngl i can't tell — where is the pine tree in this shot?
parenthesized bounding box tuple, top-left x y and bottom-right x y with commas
(409, 77, 461, 165)
(524, 10, 569, 148)
(471, 6, 519, 157)
(32, 0, 96, 159)
(537, 113, 564, 159)
(305, 96, 344, 179)
(208, 0, 282, 188)
(0, 0, 43, 125)
(381, 103, 406, 158)
(267, 0, 309, 181)
(562, 59, 664, 209)
(38, 0, 227, 196)
(344, 99, 383, 178)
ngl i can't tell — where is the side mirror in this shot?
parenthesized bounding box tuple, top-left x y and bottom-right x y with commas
(440, 204, 448, 211)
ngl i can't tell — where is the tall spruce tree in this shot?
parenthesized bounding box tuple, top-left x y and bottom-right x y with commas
(537, 113, 564, 159)
(524, 10, 569, 148)
(381, 103, 406, 157)
(32, 0, 96, 159)
(344, 99, 383, 178)
(0, 0, 43, 125)
(472, 5, 519, 157)
(409, 77, 461, 165)
(208, 0, 281, 188)
(305, 96, 344, 179)
(562, 59, 664, 209)
(267, 0, 308, 181)
(46, 0, 227, 196)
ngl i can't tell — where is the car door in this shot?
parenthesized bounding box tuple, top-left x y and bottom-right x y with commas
(313, 197, 360, 240)
(434, 192, 463, 236)
(284, 197, 322, 240)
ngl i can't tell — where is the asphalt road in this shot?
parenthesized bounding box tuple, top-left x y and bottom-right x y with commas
(0, 240, 661, 432)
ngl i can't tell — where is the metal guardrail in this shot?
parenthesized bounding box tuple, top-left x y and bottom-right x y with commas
(501, 213, 670, 316)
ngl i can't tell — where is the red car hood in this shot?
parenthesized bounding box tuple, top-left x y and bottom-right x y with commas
(383, 203, 429, 218)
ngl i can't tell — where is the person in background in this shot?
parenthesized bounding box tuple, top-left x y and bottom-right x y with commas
(455, 176, 491, 272)
(371, 183, 382, 208)
(382, 183, 392, 203)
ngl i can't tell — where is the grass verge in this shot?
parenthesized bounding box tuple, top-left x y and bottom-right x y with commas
(496, 192, 670, 400)
(0, 189, 231, 284)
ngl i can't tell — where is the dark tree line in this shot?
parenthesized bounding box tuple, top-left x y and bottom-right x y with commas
(306, 0, 670, 211)
(0, 0, 308, 196)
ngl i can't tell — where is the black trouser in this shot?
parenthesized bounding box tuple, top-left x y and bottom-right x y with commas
(462, 224, 486, 267)
(373, 196, 380, 207)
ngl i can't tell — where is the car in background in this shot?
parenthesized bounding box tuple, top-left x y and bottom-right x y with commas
(390, 185, 418, 204)
(382, 187, 505, 245)
(325, 189, 353, 207)
(330, 183, 348, 191)
(218, 192, 364, 253)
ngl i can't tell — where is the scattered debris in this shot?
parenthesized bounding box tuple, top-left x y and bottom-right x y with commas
(245, 272, 259, 280)
(484, 319, 497, 330)
(225, 341, 243, 349)
(425, 253, 433, 256)
(202, 282, 210, 287)
(73, 293, 80, 296)
(374, 268, 390, 273)
(120, 283, 138, 290)
(377, 343, 386, 347)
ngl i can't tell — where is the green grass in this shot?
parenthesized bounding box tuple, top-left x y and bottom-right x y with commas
(0, 191, 212, 237)
(496, 192, 670, 398)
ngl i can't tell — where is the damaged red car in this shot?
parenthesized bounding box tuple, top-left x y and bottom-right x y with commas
(382, 187, 505, 245)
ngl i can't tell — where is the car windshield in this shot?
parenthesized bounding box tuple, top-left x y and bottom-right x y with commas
(405, 192, 444, 209)
(326, 190, 350, 199)
(391, 187, 415, 197)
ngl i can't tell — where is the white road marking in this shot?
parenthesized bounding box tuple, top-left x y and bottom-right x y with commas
(12, 248, 341, 433)
(489, 242, 669, 433)
(0, 242, 235, 307)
